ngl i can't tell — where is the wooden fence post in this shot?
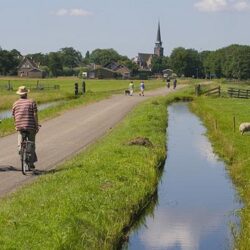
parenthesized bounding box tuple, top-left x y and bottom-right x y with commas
(195, 84, 201, 96)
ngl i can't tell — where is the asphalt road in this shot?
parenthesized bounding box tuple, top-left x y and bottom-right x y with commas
(0, 86, 182, 198)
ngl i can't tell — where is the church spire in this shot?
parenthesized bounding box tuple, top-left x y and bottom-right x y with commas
(156, 21, 162, 44)
(154, 21, 164, 57)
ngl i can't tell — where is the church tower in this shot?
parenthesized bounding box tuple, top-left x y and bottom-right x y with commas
(154, 21, 164, 57)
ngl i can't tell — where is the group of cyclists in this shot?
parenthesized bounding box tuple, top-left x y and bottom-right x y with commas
(166, 77, 177, 89)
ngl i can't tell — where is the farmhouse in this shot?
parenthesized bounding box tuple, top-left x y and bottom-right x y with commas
(18, 57, 45, 78)
(104, 62, 131, 79)
(88, 66, 116, 79)
(87, 62, 131, 79)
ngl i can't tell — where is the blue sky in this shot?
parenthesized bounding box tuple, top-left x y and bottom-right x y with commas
(0, 0, 250, 58)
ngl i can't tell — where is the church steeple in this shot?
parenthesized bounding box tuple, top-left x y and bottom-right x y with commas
(156, 21, 162, 44)
(154, 21, 164, 57)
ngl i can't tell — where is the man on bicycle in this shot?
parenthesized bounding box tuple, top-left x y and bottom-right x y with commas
(12, 86, 39, 169)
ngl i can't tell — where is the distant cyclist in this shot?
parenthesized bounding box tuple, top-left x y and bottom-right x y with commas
(166, 77, 170, 88)
(12, 86, 39, 169)
(173, 79, 177, 89)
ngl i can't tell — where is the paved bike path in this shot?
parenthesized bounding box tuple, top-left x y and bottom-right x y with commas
(0, 86, 182, 198)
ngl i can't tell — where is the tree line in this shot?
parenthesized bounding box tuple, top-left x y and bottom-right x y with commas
(0, 44, 250, 79)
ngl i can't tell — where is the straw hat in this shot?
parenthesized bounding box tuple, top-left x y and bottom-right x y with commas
(16, 86, 30, 95)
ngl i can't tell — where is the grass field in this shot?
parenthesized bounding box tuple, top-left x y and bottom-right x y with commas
(0, 77, 168, 137)
(0, 77, 168, 111)
(0, 77, 194, 137)
(0, 87, 194, 249)
(191, 91, 250, 250)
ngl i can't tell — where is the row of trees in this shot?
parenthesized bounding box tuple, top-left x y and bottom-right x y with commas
(1, 44, 250, 79)
(159, 44, 250, 80)
(0, 47, 139, 77)
(26, 48, 140, 77)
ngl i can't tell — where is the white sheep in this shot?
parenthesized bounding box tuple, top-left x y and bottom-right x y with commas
(239, 122, 250, 135)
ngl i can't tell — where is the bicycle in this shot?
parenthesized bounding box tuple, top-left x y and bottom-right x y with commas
(20, 126, 40, 175)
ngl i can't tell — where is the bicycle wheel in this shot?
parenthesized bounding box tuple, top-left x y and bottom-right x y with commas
(21, 144, 29, 175)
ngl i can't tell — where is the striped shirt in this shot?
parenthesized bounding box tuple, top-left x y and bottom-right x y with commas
(12, 98, 38, 131)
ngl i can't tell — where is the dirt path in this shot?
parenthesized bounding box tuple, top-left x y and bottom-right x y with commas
(0, 86, 183, 198)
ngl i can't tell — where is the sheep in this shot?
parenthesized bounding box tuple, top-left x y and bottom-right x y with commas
(239, 122, 250, 135)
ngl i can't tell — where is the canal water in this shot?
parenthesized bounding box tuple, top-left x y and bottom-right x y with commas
(124, 103, 241, 250)
(0, 101, 64, 120)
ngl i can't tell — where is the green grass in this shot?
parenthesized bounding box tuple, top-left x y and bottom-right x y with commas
(0, 87, 192, 249)
(191, 94, 250, 250)
(0, 77, 166, 111)
(0, 78, 169, 137)
(0, 92, 110, 137)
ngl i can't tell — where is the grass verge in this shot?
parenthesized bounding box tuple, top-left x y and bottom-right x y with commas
(191, 96, 250, 250)
(0, 87, 192, 249)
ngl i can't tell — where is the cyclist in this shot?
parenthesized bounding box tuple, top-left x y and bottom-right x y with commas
(12, 86, 39, 169)
(173, 78, 177, 89)
(166, 77, 170, 88)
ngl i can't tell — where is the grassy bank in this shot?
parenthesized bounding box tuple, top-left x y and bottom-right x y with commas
(0, 88, 193, 249)
(191, 96, 250, 249)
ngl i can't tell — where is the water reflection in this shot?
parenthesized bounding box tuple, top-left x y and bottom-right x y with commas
(124, 103, 241, 250)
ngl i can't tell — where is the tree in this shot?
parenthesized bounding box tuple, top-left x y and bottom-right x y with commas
(83, 50, 90, 65)
(60, 47, 83, 68)
(27, 53, 48, 66)
(0, 49, 21, 75)
(170, 47, 201, 77)
(48, 52, 63, 77)
(89, 49, 121, 66)
(151, 56, 170, 74)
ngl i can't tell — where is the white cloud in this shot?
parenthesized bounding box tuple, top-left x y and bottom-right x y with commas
(139, 208, 225, 250)
(194, 0, 250, 12)
(233, 1, 250, 11)
(54, 8, 93, 17)
(194, 0, 228, 12)
(55, 9, 68, 16)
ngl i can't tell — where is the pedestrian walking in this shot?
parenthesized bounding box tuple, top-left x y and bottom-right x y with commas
(139, 81, 145, 96)
(129, 81, 134, 96)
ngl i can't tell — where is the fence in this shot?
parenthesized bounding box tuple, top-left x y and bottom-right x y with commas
(0, 81, 60, 92)
(228, 87, 250, 99)
(28, 83, 60, 91)
(0, 81, 13, 91)
(195, 85, 221, 97)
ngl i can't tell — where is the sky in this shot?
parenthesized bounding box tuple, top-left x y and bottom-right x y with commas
(0, 0, 250, 58)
